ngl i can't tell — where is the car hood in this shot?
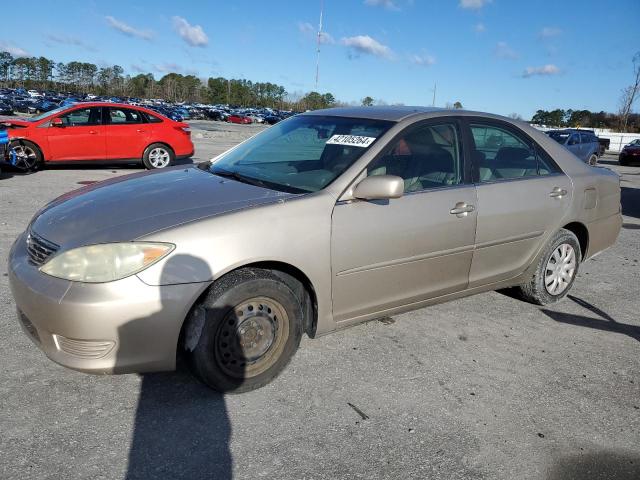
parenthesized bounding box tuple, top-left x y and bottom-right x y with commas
(30, 166, 297, 248)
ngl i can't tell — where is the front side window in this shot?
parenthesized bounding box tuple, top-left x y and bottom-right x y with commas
(59, 107, 101, 126)
(210, 115, 392, 193)
(471, 123, 553, 182)
(367, 122, 463, 193)
(107, 108, 144, 124)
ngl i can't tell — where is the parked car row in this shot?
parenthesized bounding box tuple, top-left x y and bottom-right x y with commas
(0, 88, 295, 126)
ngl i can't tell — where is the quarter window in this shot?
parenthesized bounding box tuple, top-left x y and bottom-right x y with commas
(470, 124, 554, 182)
(107, 108, 144, 124)
(367, 122, 463, 193)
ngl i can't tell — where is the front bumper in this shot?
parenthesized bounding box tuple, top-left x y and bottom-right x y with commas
(8, 232, 209, 374)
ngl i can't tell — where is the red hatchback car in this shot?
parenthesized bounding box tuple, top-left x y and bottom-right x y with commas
(5, 102, 194, 171)
(227, 114, 252, 124)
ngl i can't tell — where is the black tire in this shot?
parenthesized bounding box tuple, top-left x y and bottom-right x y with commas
(9, 139, 42, 172)
(587, 154, 598, 166)
(187, 268, 303, 393)
(517, 229, 581, 305)
(142, 143, 174, 169)
(619, 156, 629, 166)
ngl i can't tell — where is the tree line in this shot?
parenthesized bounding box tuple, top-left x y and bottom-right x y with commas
(530, 108, 640, 132)
(0, 51, 338, 110)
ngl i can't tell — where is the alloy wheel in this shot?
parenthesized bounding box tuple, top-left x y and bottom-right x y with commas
(11, 145, 38, 171)
(148, 147, 171, 168)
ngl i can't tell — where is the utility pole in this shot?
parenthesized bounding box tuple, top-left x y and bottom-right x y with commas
(315, 0, 324, 91)
(227, 78, 231, 105)
(431, 82, 436, 107)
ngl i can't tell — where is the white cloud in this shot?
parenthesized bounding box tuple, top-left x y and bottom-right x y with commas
(474, 22, 486, 33)
(459, 0, 492, 10)
(364, 0, 400, 10)
(495, 41, 518, 59)
(46, 33, 97, 52)
(130, 64, 147, 73)
(539, 27, 562, 38)
(298, 22, 334, 44)
(410, 53, 435, 66)
(341, 35, 394, 59)
(154, 62, 198, 76)
(172, 16, 209, 47)
(105, 16, 153, 40)
(0, 42, 29, 57)
(522, 64, 560, 78)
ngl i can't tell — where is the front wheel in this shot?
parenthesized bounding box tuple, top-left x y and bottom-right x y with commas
(186, 268, 303, 393)
(142, 143, 174, 169)
(9, 140, 42, 172)
(517, 229, 581, 305)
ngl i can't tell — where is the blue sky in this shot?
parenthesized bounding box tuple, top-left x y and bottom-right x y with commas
(0, 0, 638, 117)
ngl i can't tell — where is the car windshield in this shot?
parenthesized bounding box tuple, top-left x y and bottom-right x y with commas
(209, 115, 393, 193)
(547, 131, 570, 144)
(28, 106, 68, 122)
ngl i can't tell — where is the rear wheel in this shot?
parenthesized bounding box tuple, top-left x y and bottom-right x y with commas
(9, 140, 42, 172)
(186, 268, 303, 393)
(619, 156, 629, 166)
(517, 229, 581, 305)
(587, 154, 598, 166)
(142, 143, 174, 169)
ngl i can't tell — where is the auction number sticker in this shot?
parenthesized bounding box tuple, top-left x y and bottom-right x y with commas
(326, 135, 376, 148)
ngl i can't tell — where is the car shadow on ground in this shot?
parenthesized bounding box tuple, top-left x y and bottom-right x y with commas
(540, 295, 640, 343)
(546, 450, 640, 480)
(621, 186, 640, 220)
(120, 254, 243, 480)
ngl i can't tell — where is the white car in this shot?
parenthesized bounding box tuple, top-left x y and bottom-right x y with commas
(27, 90, 43, 98)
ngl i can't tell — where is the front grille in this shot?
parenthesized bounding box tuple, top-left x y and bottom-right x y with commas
(26, 231, 59, 266)
(18, 310, 40, 343)
(53, 335, 115, 359)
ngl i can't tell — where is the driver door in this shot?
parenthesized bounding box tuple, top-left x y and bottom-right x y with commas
(46, 107, 106, 161)
(330, 120, 477, 323)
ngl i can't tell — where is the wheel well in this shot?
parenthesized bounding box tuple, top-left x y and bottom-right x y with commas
(563, 222, 589, 260)
(10, 138, 44, 159)
(247, 261, 318, 338)
(178, 261, 318, 358)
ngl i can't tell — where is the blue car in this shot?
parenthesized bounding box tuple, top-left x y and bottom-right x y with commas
(546, 129, 600, 165)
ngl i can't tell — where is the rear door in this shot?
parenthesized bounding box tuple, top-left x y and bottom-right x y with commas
(104, 107, 151, 159)
(465, 119, 572, 287)
(566, 133, 582, 160)
(46, 107, 105, 161)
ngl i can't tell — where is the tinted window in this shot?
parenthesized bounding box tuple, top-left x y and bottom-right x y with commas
(471, 123, 552, 181)
(59, 107, 101, 126)
(580, 133, 594, 144)
(567, 134, 580, 145)
(108, 107, 144, 124)
(144, 112, 163, 123)
(367, 122, 462, 192)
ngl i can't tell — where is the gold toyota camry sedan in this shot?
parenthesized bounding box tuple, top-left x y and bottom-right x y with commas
(9, 107, 622, 392)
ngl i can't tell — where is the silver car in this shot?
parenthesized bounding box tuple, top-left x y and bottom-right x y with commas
(9, 107, 622, 392)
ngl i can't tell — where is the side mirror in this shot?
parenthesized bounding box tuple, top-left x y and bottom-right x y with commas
(353, 175, 404, 201)
(50, 117, 64, 127)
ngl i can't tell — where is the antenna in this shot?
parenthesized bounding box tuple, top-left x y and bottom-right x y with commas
(431, 82, 437, 107)
(315, 0, 324, 91)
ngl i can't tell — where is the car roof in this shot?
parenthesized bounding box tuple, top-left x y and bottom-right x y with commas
(302, 105, 519, 123)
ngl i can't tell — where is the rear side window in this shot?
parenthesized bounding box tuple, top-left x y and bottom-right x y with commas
(470, 123, 556, 182)
(144, 112, 163, 123)
(107, 108, 144, 124)
(580, 133, 592, 144)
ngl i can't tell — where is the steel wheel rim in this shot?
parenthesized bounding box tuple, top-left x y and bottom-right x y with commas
(214, 296, 289, 379)
(148, 147, 170, 168)
(544, 243, 577, 295)
(12, 145, 37, 170)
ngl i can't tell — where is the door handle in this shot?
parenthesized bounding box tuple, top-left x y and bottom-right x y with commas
(549, 187, 568, 198)
(88, 130, 98, 134)
(137, 129, 146, 133)
(450, 202, 475, 217)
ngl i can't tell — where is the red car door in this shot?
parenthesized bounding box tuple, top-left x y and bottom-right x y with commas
(104, 107, 151, 159)
(46, 107, 106, 161)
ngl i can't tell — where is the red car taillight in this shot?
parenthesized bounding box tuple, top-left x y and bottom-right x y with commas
(175, 126, 191, 135)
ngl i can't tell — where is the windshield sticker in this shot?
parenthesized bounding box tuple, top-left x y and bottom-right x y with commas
(326, 134, 376, 148)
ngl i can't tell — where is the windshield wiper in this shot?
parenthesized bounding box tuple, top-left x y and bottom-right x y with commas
(210, 168, 269, 188)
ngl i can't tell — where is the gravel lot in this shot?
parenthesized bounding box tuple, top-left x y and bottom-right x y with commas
(1, 122, 639, 480)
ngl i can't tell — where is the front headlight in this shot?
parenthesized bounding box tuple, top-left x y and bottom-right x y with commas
(40, 242, 174, 283)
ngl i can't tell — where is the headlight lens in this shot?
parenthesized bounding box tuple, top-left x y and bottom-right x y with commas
(40, 242, 174, 283)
